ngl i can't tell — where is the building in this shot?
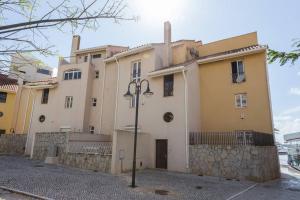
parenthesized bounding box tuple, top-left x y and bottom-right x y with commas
(0, 53, 53, 135)
(0, 74, 18, 134)
(9, 53, 53, 83)
(25, 22, 273, 174)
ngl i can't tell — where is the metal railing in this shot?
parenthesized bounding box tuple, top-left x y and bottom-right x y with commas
(67, 142, 112, 155)
(189, 131, 274, 146)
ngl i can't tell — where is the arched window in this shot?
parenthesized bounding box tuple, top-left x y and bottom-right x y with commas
(63, 69, 81, 80)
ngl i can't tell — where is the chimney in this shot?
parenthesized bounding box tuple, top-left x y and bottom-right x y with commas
(164, 21, 172, 67)
(70, 35, 80, 63)
(164, 21, 171, 44)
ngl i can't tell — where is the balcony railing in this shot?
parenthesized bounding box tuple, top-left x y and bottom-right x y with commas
(189, 131, 275, 146)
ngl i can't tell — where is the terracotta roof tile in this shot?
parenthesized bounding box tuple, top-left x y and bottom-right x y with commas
(198, 45, 267, 61)
(0, 73, 18, 86)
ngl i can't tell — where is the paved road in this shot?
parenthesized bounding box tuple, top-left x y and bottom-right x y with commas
(0, 188, 36, 200)
(0, 156, 299, 200)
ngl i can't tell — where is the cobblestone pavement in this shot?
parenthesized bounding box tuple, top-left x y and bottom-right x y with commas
(0, 156, 299, 200)
(0, 188, 36, 200)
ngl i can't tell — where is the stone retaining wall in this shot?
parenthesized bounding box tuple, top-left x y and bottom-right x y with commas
(189, 145, 280, 182)
(32, 132, 112, 173)
(58, 152, 111, 173)
(32, 132, 67, 160)
(0, 134, 27, 155)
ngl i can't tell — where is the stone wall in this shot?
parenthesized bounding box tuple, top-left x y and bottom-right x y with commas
(32, 132, 112, 173)
(0, 134, 27, 155)
(58, 152, 111, 173)
(189, 145, 280, 182)
(32, 132, 67, 160)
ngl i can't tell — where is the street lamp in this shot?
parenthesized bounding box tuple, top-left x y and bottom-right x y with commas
(124, 79, 153, 188)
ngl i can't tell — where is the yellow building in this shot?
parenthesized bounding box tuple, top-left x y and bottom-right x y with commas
(197, 32, 273, 134)
(0, 73, 35, 134)
(0, 74, 18, 134)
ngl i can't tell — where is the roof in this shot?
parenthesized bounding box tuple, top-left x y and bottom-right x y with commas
(284, 132, 300, 142)
(74, 45, 128, 54)
(25, 77, 58, 88)
(197, 45, 267, 64)
(0, 73, 18, 86)
(104, 44, 157, 62)
(148, 59, 197, 78)
(0, 73, 18, 93)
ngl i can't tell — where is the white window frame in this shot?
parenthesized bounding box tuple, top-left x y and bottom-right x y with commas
(231, 60, 245, 83)
(89, 126, 95, 134)
(65, 96, 73, 109)
(235, 93, 247, 108)
(130, 61, 141, 108)
(63, 70, 81, 80)
(91, 98, 97, 107)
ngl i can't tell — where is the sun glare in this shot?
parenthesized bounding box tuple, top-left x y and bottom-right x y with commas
(131, 0, 185, 23)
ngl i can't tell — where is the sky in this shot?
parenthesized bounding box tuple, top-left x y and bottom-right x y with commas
(34, 0, 300, 143)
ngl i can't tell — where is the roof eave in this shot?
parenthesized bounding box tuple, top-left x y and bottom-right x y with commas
(148, 66, 185, 78)
(104, 45, 154, 63)
(197, 47, 267, 65)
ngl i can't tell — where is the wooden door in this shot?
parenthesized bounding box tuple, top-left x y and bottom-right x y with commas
(156, 139, 168, 169)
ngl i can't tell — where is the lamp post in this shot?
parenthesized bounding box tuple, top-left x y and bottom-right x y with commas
(124, 79, 153, 188)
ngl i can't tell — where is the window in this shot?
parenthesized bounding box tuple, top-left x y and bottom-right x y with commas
(164, 74, 174, 97)
(41, 88, 49, 104)
(130, 61, 141, 108)
(89, 126, 95, 134)
(235, 93, 247, 108)
(95, 70, 99, 79)
(0, 112, 3, 117)
(0, 92, 7, 103)
(163, 112, 174, 123)
(39, 115, 46, 123)
(231, 61, 245, 83)
(63, 70, 81, 80)
(37, 68, 51, 75)
(84, 55, 88, 62)
(65, 96, 73, 108)
(0, 129, 5, 135)
(91, 98, 97, 107)
(92, 54, 102, 59)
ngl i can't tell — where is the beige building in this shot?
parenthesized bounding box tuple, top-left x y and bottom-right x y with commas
(9, 53, 53, 83)
(25, 22, 273, 173)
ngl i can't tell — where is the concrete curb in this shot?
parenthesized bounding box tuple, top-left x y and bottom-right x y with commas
(0, 186, 53, 200)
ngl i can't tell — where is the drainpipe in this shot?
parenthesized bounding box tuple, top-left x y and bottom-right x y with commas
(182, 69, 189, 171)
(99, 60, 107, 133)
(26, 90, 36, 157)
(111, 56, 120, 174)
(22, 88, 32, 133)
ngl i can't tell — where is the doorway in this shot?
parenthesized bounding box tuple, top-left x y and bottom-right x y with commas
(156, 139, 168, 169)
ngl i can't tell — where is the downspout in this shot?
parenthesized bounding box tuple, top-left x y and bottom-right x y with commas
(113, 56, 120, 134)
(26, 89, 36, 157)
(22, 88, 32, 133)
(99, 60, 107, 133)
(12, 85, 23, 132)
(111, 56, 120, 174)
(182, 69, 189, 171)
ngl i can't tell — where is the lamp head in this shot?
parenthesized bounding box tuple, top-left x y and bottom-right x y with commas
(123, 90, 133, 100)
(143, 85, 153, 97)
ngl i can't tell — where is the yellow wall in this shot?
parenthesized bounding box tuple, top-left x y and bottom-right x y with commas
(172, 41, 201, 65)
(198, 32, 258, 57)
(0, 90, 17, 133)
(198, 52, 273, 134)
